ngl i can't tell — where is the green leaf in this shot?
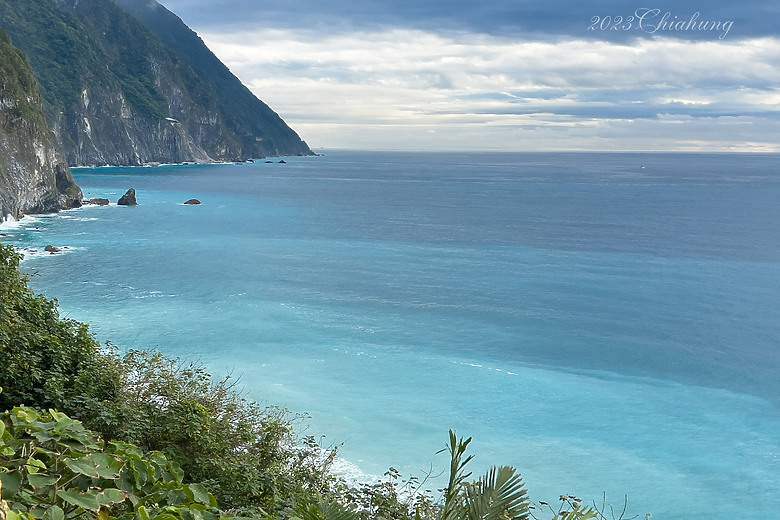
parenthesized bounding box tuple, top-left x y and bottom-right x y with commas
(152, 514, 179, 520)
(0, 470, 23, 498)
(132, 460, 149, 488)
(58, 489, 101, 511)
(30, 431, 54, 443)
(33, 447, 58, 457)
(49, 410, 68, 423)
(26, 458, 48, 473)
(65, 458, 100, 478)
(28, 508, 45, 519)
(186, 483, 211, 505)
(136, 505, 151, 520)
(6, 510, 27, 520)
(65, 453, 122, 480)
(96, 488, 126, 506)
(94, 454, 124, 479)
(42, 506, 65, 520)
(168, 461, 184, 484)
(188, 509, 205, 520)
(13, 407, 40, 424)
(27, 474, 58, 488)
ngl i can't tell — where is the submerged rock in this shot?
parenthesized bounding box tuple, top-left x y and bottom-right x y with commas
(118, 188, 137, 206)
(44, 245, 61, 254)
(86, 198, 110, 206)
(184, 199, 201, 205)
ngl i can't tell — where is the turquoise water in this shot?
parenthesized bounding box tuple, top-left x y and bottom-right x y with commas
(2, 152, 779, 518)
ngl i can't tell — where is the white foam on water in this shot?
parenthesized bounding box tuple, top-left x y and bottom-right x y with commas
(328, 452, 383, 488)
(0, 214, 43, 230)
(17, 246, 85, 259)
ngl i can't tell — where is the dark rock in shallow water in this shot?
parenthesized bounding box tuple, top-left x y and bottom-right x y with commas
(278, 160, 286, 164)
(118, 188, 137, 206)
(45, 245, 61, 253)
(265, 161, 273, 164)
(184, 199, 201, 205)
(86, 198, 110, 206)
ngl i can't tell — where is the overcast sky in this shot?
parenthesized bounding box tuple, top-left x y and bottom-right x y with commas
(157, 0, 780, 152)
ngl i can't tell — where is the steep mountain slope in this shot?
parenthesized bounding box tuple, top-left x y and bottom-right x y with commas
(115, 0, 313, 159)
(0, 28, 82, 222)
(0, 0, 312, 166)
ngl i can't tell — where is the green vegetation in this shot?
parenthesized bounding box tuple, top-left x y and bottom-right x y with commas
(0, 0, 172, 120)
(0, 0, 310, 164)
(0, 0, 116, 118)
(0, 244, 331, 516)
(0, 28, 47, 125)
(0, 243, 638, 520)
(0, 405, 230, 520)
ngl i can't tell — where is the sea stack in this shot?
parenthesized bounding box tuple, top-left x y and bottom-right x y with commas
(118, 188, 138, 206)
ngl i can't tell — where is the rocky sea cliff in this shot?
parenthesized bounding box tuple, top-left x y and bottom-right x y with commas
(0, 28, 81, 222)
(0, 0, 313, 220)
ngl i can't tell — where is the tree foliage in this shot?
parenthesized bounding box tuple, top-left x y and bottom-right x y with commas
(0, 245, 120, 416)
(0, 404, 236, 520)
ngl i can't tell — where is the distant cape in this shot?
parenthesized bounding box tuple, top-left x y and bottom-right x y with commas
(0, 0, 313, 166)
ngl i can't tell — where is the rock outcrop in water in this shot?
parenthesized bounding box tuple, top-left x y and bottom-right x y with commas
(0, 28, 82, 223)
(117, 188, 138, 206)
(0, 0, 313, 167)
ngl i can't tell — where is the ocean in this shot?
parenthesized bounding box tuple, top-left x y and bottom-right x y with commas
(2, 151, 779, 519)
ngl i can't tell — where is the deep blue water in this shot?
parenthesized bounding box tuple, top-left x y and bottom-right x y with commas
(2, 151, 779, 519)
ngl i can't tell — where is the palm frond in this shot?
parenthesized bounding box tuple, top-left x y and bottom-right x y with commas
(465, 466, 529, 520)
(441, 431, 529, 520)
(441, 430, 475, 520)
(292, 498, 363, 520)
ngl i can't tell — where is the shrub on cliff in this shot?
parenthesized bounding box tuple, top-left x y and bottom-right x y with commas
(0, 244, 121, 415)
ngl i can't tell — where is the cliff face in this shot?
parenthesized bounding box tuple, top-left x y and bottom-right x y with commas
(0, 0, 312, 166)
(0, 29, 82, 222)
(114, 0, 313, 159)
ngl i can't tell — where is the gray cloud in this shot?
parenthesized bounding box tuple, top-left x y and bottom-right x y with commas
(160, 0, 776, 40)
(200, 26, 780, 150)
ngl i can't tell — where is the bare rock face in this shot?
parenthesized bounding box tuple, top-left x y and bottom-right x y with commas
(183, 199, 201, 205)
(117, 188, 137, 206)
(0, 29, 82, 223)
